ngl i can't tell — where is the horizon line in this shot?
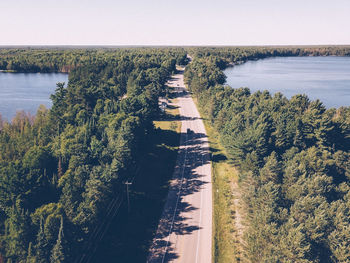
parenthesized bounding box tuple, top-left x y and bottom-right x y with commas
(1, 44, 350, 48)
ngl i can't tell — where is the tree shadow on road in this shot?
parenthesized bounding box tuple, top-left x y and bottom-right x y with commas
(148, 131, 211, 262)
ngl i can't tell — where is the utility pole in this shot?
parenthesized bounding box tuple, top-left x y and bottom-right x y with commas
(124, 181, 132, 213)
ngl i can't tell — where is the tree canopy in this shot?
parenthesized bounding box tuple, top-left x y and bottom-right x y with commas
(0, 47, 186, 262)
(185, 46, 350, 262)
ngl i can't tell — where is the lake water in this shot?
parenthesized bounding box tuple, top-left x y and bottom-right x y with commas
(224, 56, 350, 108)
(0, 73, 68, 121)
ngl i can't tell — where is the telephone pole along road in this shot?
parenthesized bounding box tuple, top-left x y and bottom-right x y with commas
(148, 64, 212, 263)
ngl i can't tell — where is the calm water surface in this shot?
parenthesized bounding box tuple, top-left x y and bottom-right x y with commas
(224, 56, 350, 108)
(0, 73, 68, 121)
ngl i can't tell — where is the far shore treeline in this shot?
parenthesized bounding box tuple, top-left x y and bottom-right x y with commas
(1, 46, 350, 73)
(0, 46, 350, 262)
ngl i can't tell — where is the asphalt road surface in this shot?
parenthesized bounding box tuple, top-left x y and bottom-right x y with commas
(148, 67, 212, 263)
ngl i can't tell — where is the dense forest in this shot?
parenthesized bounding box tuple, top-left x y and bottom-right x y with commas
(185, 46, 350, 262)
(0, 47, 187, 262)
(0, 48, 188, 73)
(1, 46, 350, 262)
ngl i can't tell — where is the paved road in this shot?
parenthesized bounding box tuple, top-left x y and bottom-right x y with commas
(148, 66, 212, 263)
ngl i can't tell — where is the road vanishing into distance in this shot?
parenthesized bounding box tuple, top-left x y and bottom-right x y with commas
(148, 65, 212, 263)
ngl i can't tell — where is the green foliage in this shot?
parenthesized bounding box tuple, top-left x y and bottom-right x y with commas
(35, 217, 49, 263)
(185, 46, 350, 262)
(50, 217, 66, 263)
(0, 47, 186, 261)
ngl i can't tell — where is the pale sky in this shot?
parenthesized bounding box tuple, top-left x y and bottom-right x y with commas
(1, 0, 350, 45)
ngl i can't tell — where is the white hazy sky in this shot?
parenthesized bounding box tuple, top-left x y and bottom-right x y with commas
(1, 0, 350, 45)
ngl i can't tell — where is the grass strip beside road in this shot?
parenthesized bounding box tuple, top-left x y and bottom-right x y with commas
(92, 97, 181, 262)
(194, 98, 241, 263)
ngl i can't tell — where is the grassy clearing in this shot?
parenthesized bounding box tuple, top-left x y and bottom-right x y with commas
(154, 98, 180, 132)
(92, 97, 181, 262)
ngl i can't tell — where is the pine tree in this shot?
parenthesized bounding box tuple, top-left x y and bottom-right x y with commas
(57, 158, 63, 179)
(4, 204, 30, 261)
(50, 217, 65, 263)
(294, 119, 306, 149)
(35, 217, 48, 263)
(26, 242, 35, 263)
(260, 152, 281, 184)
(278, 218, 312, 262)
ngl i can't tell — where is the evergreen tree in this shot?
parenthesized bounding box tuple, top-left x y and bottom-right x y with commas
(50, 217, 65, 263)
(35, 217, 49, 263)
(293, 118, 306, 149)
(26, 242, 35, 263)
(4, 204, 30, 261)
(260, 152, 281, 184)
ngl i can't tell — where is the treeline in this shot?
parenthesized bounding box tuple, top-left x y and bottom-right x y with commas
(187, 45, 350, 69)
(0, 48, 187, 262)
(0, 47, 188, 73)
(185, 47, 350, 262)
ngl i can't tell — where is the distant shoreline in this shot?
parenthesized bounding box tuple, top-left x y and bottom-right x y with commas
(0, 70, 69, 74)
(0, 70, 16, 73)
(225, 54, 349, 68)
